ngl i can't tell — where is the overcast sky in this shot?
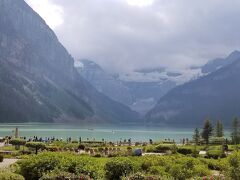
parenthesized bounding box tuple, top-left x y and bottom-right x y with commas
(26, 0, 240, 73)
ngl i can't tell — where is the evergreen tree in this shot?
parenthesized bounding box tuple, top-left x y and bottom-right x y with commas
(215, 120, 224, 137)
(231, 117, 240, 145)
(193, 128, 200, 145)
(202, 119, 213, 145)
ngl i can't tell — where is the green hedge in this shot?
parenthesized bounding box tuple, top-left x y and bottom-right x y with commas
(0, 172, 24, 180)
(207, 150, 226, 159)
(17, 152, 105, 179)
(15, 151, 218, 180)
(105, 157, 134, 180)
(155, 145, 173, 153)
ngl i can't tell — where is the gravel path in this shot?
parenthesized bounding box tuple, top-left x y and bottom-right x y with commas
(0, 159, 18, 169)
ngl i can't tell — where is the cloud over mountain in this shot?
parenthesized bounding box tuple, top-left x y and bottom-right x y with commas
(26, 0, 240, 73)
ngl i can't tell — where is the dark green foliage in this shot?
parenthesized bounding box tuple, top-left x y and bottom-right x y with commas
(202, 119, 213, 145)
(78, 144, 85, 150)
(0, 155, 3, 162)
(45, 146, 59, 152)
(155, 145, 172, 153)
(15, 151, 216, 180)
(94, 153, 102, 157)
(199, 158, 227, 171)
(206, 150, 222, 159)
(9, 139, 26, 150)
(9, 139, 26, 146)
(169, 157, 210, 180)
(192, 145, 199, 157)
(149, 166, 169, 177)
(228, 152, 240, 179)
(232, 117, 240, 144)
(172, 143, 178, 154)
(26, 142, 46, 154)
(138, 155, 210, 179)
(177, 147, 193, 155)
(20, 150, 32, 155)
(71, 140, 78, 144)
(0, 172, 24, 180)
(17, 152, 105, 180)
(215, 120, 224, 137)
(40, 170, 90, 180)
(193, 128, 200, 145)
(210, 137, 225, 145)
(141, 161, 152, 171)
(105, 158, 134, 180)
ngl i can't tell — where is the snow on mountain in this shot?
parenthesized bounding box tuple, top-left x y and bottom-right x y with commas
(119, 67, 202, 85)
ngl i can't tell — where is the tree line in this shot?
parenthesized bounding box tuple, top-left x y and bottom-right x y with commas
(193, 117, 240, 145)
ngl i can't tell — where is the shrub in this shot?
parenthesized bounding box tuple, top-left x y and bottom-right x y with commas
(0, 155, 3, 162)
(127, 147, 133, 150)
(18, 153, 62, 179)
(64, 143, 79, 151)
(9, 139, 26, 146)
(94, 153, 102, 157)
(45, 146, 59, 152)
(20, 150, 32, 155)
(149, 166, 169, 177)
(155, 145, 172, 153)
(9, 139, 26, 150)
(177, 147, 193, 155)
(105, 158, 134, 180)
(194, 164, 210, 177)
(17, 152, 105, 179)
(200, 158, 223, 171)
(78, 144, 85, 150)
(26, 142, 46, 154)
(40, 170, 90, 180)
(168, 157, 209, 180)
(227, 152, 240, 179)
(169, 164, 193, 180)
(98, 147, 104, 152)
(207, 150, 222, 159)
(0, 171, 24, 180)
(141, 161, 152, 171)
(145, 146, 155, 153)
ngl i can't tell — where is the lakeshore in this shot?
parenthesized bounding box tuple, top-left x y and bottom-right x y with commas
(0, 123, 231, 143)
(0, 120, 238, 179)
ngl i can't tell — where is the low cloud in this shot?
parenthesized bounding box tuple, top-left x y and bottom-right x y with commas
(27, 0, 240, 73)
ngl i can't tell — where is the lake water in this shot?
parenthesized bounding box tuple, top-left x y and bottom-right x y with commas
(0, 123, 230, 143)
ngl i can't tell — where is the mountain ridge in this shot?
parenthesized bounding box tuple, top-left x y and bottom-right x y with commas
(0, 0, 139, 123)
(146, 51, 240, 125)
(76, 59, 176, 115)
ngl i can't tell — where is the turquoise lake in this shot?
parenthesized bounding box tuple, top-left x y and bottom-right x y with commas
(0, 123, 230, 143)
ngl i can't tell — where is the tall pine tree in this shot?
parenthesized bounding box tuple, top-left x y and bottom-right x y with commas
(202, 119, 213, 145)
(215, 120, 224, 137)
(193, 128, 200, 145)
(232, 117, 240, 145)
